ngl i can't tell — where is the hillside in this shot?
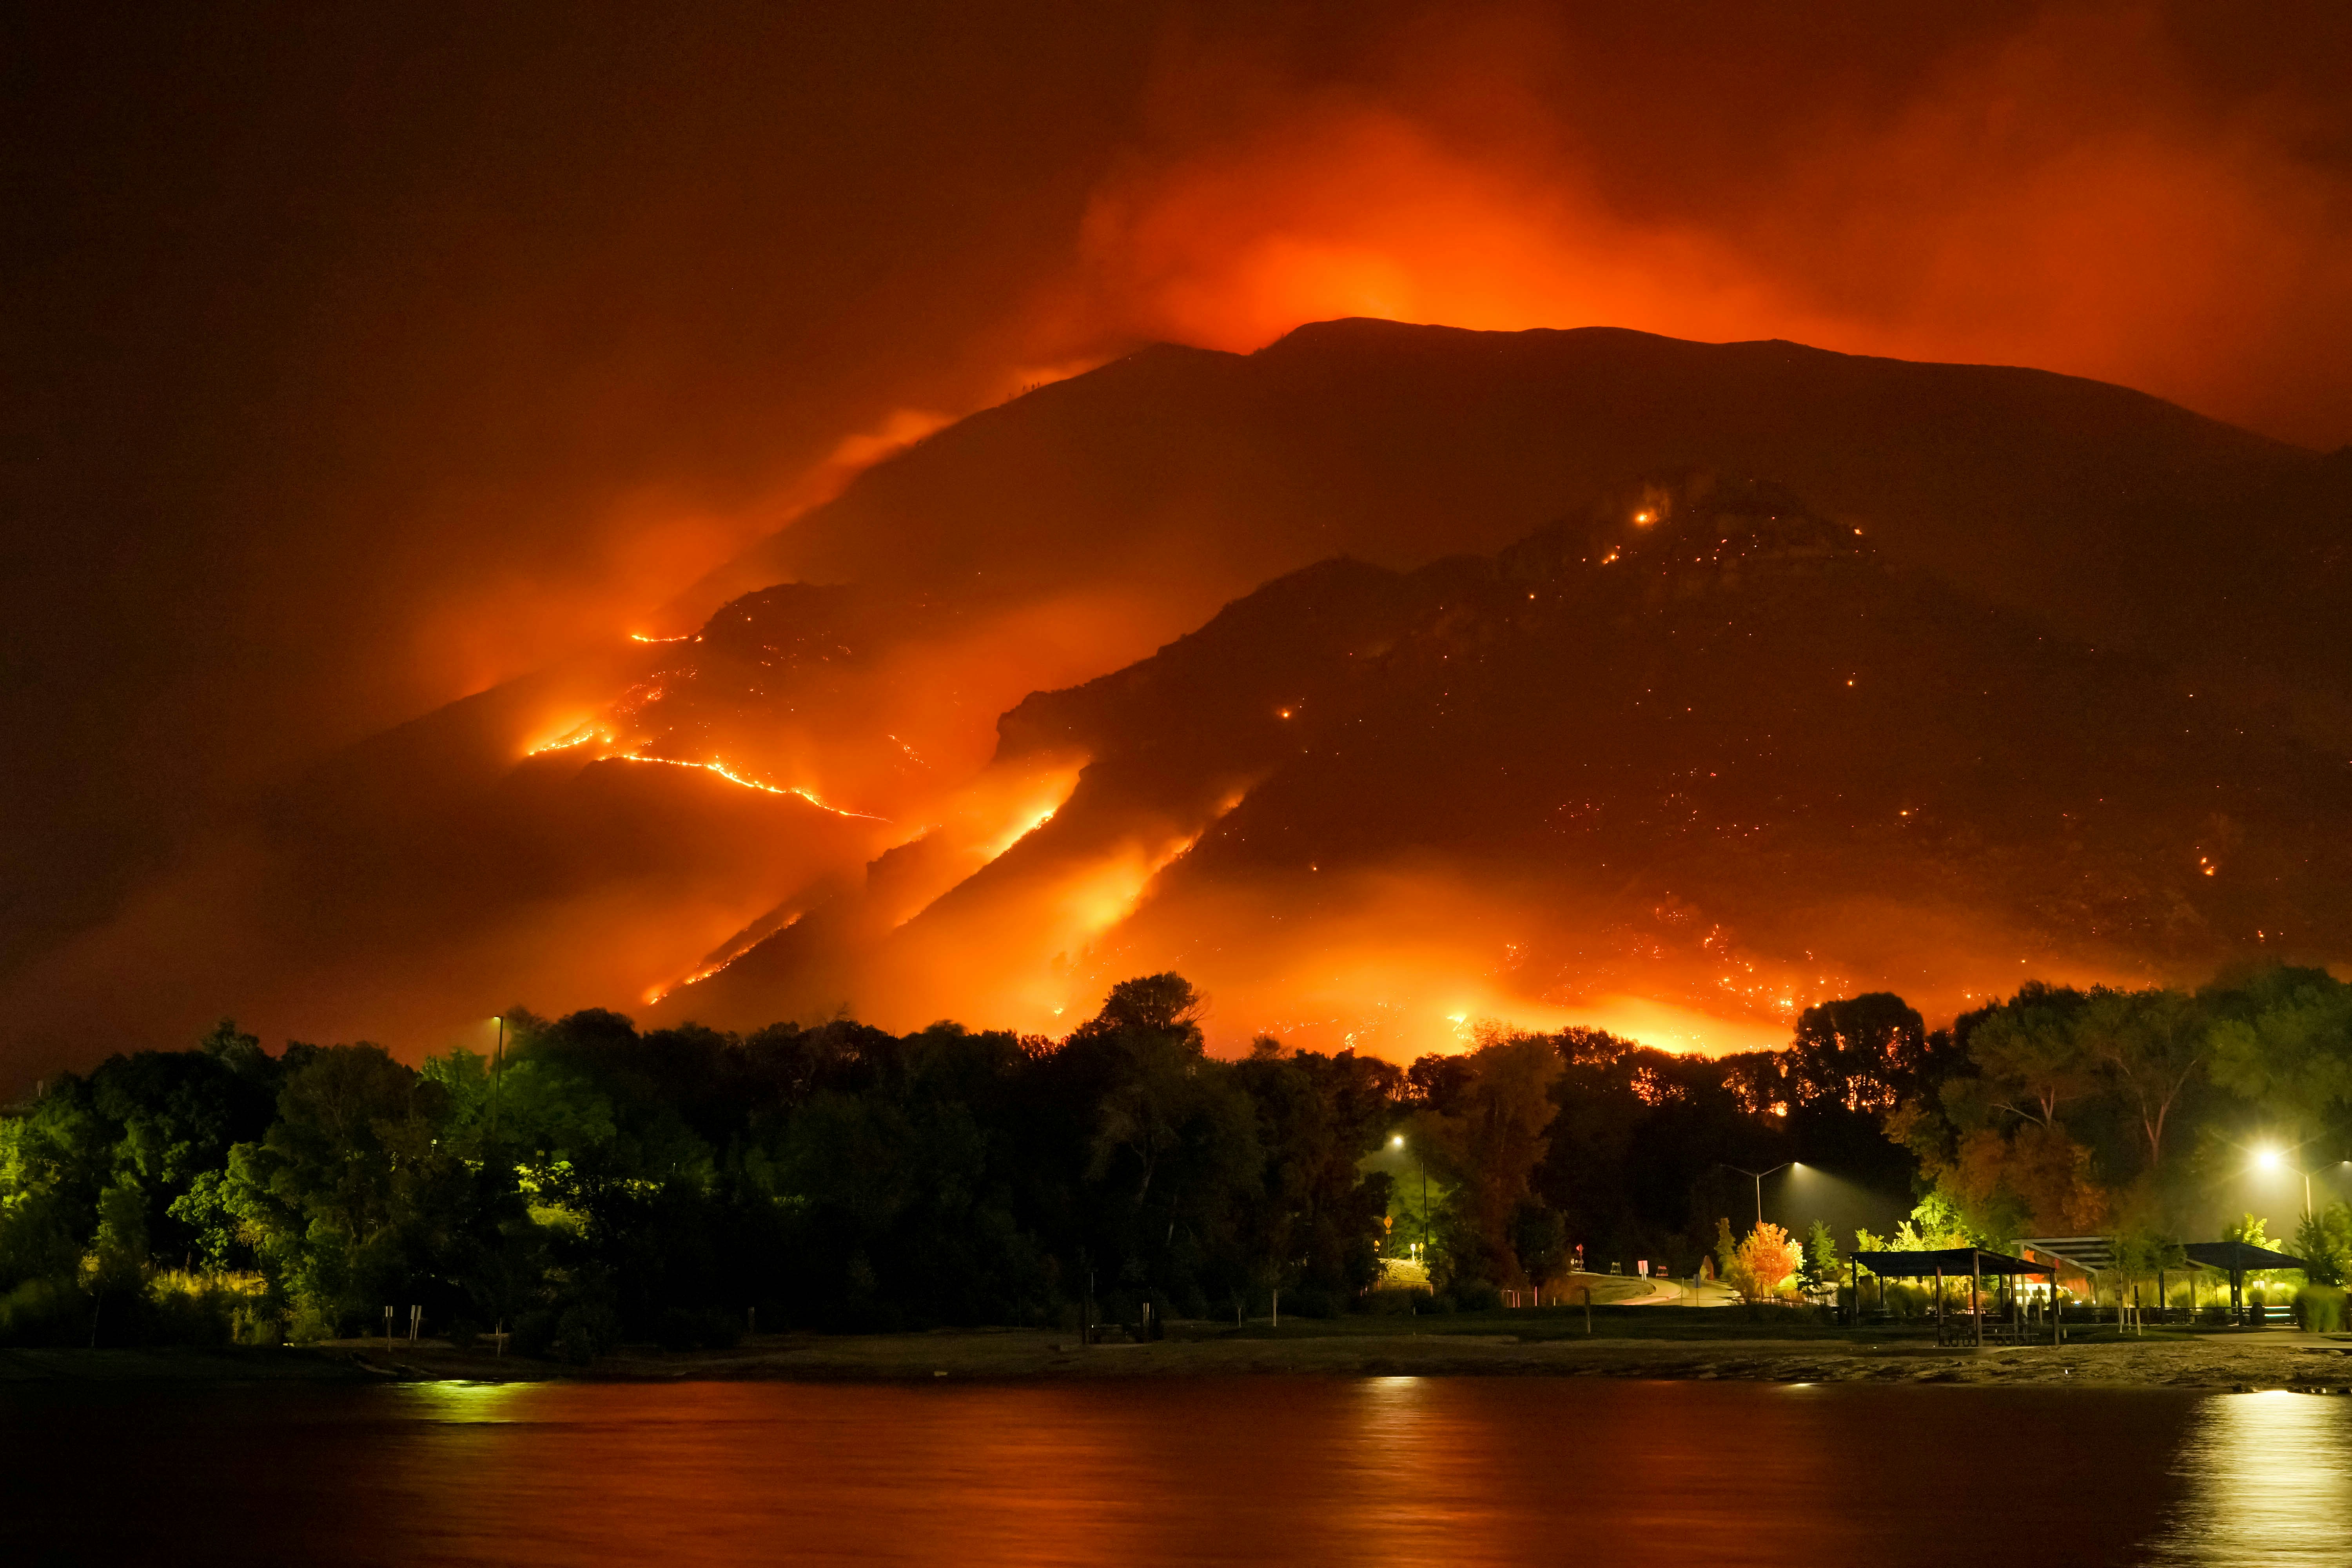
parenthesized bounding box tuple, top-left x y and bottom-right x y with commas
(668, 474, 2352, 1053)
(7, 320, 2348, 1063)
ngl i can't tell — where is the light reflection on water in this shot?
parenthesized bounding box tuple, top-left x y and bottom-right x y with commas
(2140, 1390, 2352, 1566)
(0, 1374, 2268, 1565)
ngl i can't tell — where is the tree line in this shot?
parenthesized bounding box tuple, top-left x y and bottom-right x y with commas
(2, 965, 2346, 1354)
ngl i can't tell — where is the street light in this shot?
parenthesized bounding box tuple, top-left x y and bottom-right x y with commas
(1717, 1161, 1796, 1229)
(2249, 1143, 2335, 1218)
(1393, 1134, 1427, 1256)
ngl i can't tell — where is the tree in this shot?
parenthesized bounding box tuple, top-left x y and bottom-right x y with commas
(1803, 1219, 1840, 1287)
(85, 1175, 149, 1298)
(1893, 1191, 1976, 1250)
(2293, 1205, 2352, 1287)
(1414, 1033, 1562, 1288)
(1726, 1222, 1801, 1303)
(2205, 968, 2352, 1142)
(224, 1043, 459, 1335)
(1967, 983, 2096, 1129)
(2077, 987, 2205, 1173)
(1786, 994, 1932, 1115)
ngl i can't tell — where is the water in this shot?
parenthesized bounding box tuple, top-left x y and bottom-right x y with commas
(3, 1376, 2344, 1564)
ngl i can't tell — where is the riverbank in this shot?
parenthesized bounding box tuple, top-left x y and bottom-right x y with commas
(11, 1319, 2352, 1390)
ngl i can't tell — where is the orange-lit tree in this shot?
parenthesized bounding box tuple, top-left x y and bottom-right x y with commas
(1724, 1220, 1802, 1303)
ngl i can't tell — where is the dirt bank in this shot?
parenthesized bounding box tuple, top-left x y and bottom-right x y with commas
(15, 1323, 2350, 1391)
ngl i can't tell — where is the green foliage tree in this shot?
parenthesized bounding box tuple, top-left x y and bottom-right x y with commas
(1414, 1032, 1562, 1289)
(14, 964, 2352, 1353)
(2205, 968, 2352, 1142)
(2292, 1204, 2352, 1287)
(1803, 1218, 1840, 1286)
(2077, 987, 2205, 1173)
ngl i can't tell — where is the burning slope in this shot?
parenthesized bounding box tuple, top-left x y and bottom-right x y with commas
(9, 320, 2350, 1065)
(671, 475, 2352, 1056)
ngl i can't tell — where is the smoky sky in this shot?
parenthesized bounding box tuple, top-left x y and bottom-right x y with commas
(6, 2, 2352, 1056)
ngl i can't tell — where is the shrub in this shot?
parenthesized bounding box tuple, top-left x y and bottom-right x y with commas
(143, 1270, 267, 1347)
(0, 1275, 87, 1346)
(550, 1301, 622, 1363)
(2295, 1285, 2345, 1334)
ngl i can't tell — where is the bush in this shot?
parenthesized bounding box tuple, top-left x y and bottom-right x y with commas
(143, 1270, 266, 1346)
(1734, 1301, 1828, 1327)
(550, 1301, 622, 1363)
(0, 1275, 87, 1346)
(2295, 1285, 2345, 1334)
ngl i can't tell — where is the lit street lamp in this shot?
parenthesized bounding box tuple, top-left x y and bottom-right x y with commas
(1717, 1161, 1797, 1229)
(1393, 1133, 1427, 1257)
(2252, 1144, 2347, 1218)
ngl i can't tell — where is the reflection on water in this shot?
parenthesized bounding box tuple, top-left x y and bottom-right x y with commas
(0, 1376, 2227, 1565)
(2141, 1391, 2352, 1566)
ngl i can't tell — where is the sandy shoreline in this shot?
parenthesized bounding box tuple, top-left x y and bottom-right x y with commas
(11, 1322, 2352, 1392)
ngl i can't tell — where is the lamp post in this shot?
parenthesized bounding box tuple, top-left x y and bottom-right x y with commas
(1718, 1161, 1794, 1230)
(2252, 1143, 2341, 1220)
(1392, 1134, 1426, 1256)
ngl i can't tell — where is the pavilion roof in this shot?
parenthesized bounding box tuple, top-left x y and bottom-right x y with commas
(2183, 1240, 2309, 1274)
(1850, 1248, 2054, 1278)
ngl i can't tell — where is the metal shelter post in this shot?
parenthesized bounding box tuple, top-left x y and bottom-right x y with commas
(1971, 1252, 1982, 1347)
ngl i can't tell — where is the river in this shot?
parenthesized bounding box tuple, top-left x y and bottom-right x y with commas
(5, 1377, 2348, 1564)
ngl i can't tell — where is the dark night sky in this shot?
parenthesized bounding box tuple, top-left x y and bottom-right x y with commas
(6, 2, 2352, 1062)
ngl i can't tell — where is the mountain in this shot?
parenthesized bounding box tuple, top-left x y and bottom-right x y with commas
(7, 320, 2347, 1067)
(659, 474, 2352, 1054)
(682, 319, 2352, 710)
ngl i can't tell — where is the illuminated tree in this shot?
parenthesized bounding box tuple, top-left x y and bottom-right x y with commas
(1803, 1218, 1840, 1286)
(1726, 1221, 1801, 1303)
(2293, 1205, 2352, 1287)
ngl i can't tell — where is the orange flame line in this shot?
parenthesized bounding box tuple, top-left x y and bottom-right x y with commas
(607, 752, 888, 820)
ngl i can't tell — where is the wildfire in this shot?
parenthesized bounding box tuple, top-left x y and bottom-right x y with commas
(628, 632, 695, 644)
(606, 753, 889, 820)
(643, 960, 727, 1006)
(985, 802, 1061, 858)
(528, 721, 605, 756)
